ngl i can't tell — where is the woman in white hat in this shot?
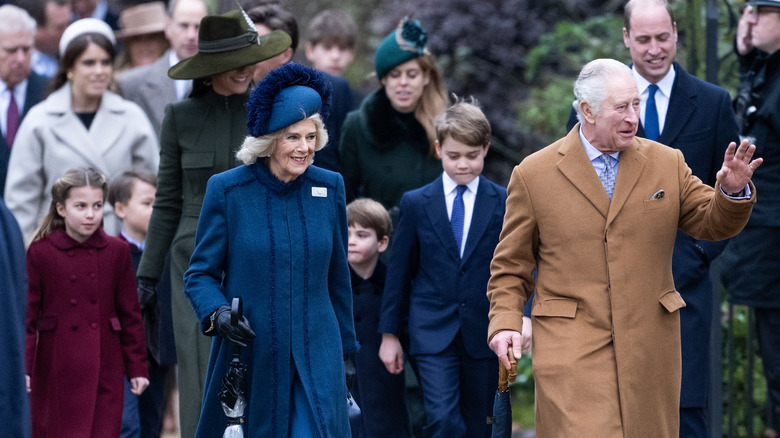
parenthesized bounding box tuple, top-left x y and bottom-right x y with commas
(4, 18, 159, 244)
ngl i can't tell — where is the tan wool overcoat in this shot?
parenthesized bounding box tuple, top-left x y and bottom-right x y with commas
(487, 125, 755, 437)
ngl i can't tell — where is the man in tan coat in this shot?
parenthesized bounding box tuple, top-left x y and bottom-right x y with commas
(487, 58, 761, 437)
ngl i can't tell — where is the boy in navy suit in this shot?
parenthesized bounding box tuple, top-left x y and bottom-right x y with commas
(378, 99, 516, 438)
(346, 198, 412, 438)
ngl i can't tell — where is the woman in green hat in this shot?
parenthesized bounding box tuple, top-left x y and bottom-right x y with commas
(339, 17, 448, 213)
(134, 9, 291, 438)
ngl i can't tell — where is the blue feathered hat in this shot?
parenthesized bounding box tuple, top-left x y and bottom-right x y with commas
(246, 63, 332, 137)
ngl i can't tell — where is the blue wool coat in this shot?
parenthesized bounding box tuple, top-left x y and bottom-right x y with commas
(184, 161, 357, 438)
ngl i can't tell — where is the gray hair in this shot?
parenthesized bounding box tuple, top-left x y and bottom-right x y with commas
(572, 58, 632, 125)
(236, 114, 329, 165)
(0, 5, 37, 38)
(167, 0, 207, 18)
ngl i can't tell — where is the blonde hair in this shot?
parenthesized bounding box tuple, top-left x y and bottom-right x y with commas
(347, 198, 392, 239)
(435, 96, 491, 147)
(412, 54, 448, 156)
(32, 168, 107, 242)
(236, 114, 328, 165)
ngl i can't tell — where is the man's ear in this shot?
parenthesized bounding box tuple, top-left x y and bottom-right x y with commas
(580, 101, 596, 124)
(280, 47, 294, 64)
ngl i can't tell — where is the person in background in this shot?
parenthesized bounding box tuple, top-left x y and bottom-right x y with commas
(379, 98, 508, 438)
(184, 62, 357, 437)
(71, 0, 119, 30)
(134, 11, 290, 438)
(339, 16, 447, 212)
(0, 197, 31, 438)
(305, 9, 357, 78)
(488, 58, 759, 437)
(109, 168, 176, 438)
(248, 2, 354, 173)
(116, 0, 208, 138)
(564, 2, 741, 433)
(113, 2, 170, 74)
(0, 4, 47, 197)
(346, 198, 411, 438)
(15, 0, 71, 78)
(723, 0, 780, 434)
(25, 167, 149, 438)
(4, 18, 158, 242)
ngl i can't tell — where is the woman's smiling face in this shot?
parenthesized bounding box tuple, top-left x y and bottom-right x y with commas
(268, 118, 317, 182)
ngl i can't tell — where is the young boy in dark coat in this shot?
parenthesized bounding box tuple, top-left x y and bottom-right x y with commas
(347, 198, 412, 438)
(378, 99, 510, 438)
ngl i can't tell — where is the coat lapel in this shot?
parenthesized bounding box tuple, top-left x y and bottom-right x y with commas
(461, 176, 496, 264)
(422, 177, 461, 262)
(606, 139, 647, 226)
(658, 64, 695, 147)
(556, 125, 610, 218)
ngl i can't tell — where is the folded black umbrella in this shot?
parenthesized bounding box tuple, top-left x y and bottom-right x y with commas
(220, 298, 247, 438)
(489, 347, 518, 438)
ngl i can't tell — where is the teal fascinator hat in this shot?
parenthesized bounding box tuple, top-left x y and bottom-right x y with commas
(374, 16, 428, 79)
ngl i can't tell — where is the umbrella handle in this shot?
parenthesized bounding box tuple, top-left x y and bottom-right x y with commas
(498, 346, 518, 393)
(231, 297, 243, 327)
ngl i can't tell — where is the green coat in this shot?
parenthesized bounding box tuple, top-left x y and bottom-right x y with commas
(339, 89, 441, 210)
(136, 88, 247, 438)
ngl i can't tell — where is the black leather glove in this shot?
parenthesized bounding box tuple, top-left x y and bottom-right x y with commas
(136, 277, 158, 312)
(213, 305, 255, 347)
(344, 354, 356, 390)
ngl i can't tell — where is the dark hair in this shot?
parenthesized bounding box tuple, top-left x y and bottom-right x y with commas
(108, 167, 158, 207)
(435, 96, 491, 148)
(32, 168, 107, 241)
(247, 4, 298, 53)
(50, 32, 116, 94)
(307, 10, 357, 50)
(347, 198, 392, 239)
(624, 0, 674, 33)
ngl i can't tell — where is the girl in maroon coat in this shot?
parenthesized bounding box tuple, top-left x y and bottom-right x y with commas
(24, 168, 149, 438)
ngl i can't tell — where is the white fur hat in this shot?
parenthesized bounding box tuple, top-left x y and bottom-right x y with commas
(59, 18, 116, 57)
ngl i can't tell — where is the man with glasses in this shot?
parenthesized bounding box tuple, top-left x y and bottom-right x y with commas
(723, 0, 780, 434)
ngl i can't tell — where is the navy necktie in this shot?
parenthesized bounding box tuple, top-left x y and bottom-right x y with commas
(644, 84, 660, 141)
(451, 185, 467, 255)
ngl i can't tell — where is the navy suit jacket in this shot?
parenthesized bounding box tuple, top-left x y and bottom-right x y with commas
(1, 72, 48, 198)
(567, 62, 740, 406)
(378, 174, 507, 359)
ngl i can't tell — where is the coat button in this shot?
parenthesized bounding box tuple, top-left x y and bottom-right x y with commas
(90, 322, 98, 329)
(91, 297, 97, 304)
(68, 251, 74, 257)
(90, 273, 96, 279)
(70, 275, 76, 282)
(71, 325, 78, 331)
(70, 299, 77, 306)
(355, 316, 362, 323)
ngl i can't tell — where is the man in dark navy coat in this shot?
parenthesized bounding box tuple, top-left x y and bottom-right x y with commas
(0, 4, 48, 198)
(567, 1, 740, 435)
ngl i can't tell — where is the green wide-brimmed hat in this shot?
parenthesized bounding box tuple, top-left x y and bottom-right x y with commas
(168, 9, 292, 80)
(375, 16, 428, 79)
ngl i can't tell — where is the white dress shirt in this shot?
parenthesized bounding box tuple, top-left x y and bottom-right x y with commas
(442, 172, 479, 257)
(632, 65, 675, 136)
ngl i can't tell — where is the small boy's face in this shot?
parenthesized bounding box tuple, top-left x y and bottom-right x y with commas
(347, 223, 388, 269)
(305, 42, 354, 77)
(435, 137, 489, 186)
(115, 179, 156, 239)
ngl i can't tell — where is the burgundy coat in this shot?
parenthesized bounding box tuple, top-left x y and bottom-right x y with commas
(25, 229, 148, 438)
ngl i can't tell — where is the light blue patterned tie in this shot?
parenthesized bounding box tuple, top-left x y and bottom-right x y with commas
(644, 84, 660, 141)
(451, 185, 467, 254)
(599, 155, 616, 200)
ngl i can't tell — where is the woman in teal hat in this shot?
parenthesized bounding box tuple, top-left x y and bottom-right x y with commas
(134, 9, 292, 438)
(339, 17, 448, 213)
(184, 62, 357, 437)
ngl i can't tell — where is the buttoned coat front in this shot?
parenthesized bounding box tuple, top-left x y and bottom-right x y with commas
(25, 229, 148, 438)
(487, 126, 755, 437)
(184, 162, 357, 438)
(3, 84, 159, 242)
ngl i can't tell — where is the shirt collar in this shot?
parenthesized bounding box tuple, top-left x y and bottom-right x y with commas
(578, 125, 619, 162)
(631, 64, 675, 98)
(442, 171, 479, 196)
(121, 229, 145, 250)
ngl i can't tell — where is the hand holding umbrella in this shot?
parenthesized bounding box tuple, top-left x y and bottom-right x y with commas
(489, 345, 518, 438)
(219, 297, 253, 438)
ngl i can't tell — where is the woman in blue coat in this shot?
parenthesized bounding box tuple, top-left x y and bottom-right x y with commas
(184, 63, 357, 438)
